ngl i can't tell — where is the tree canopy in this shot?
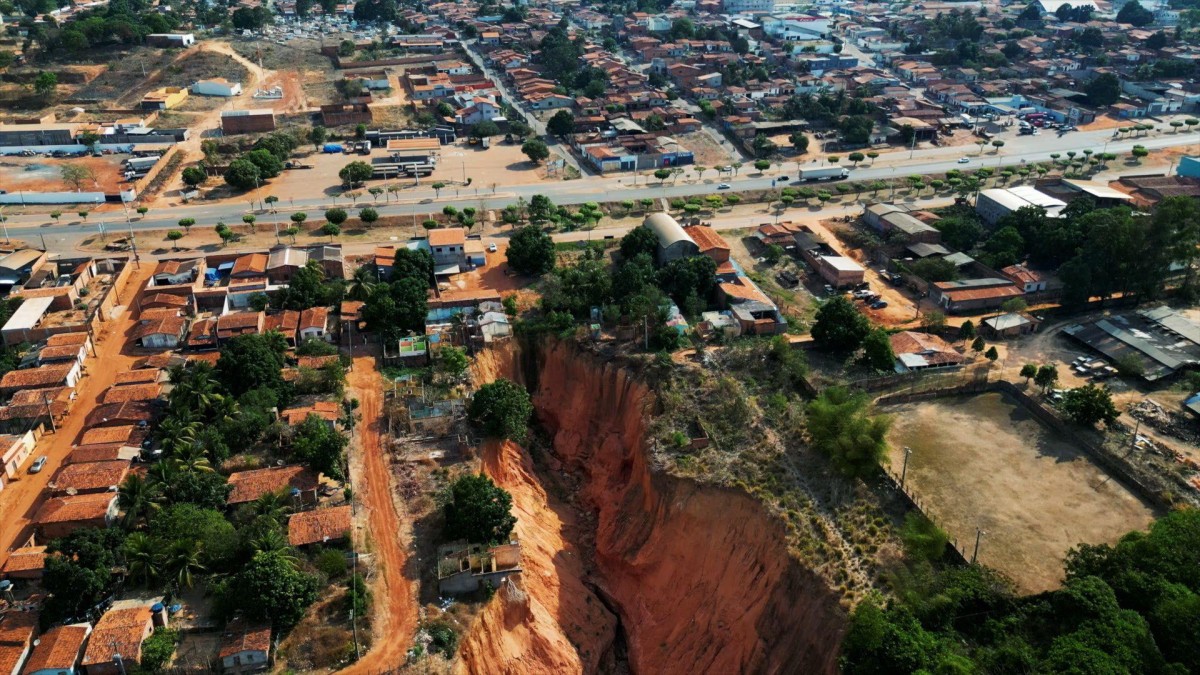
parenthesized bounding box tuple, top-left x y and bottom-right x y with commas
(812, 296, 871, 352)
(442, 474, 517, 545)
(506, 226, 555, 276)
(468, 378, 533, 442)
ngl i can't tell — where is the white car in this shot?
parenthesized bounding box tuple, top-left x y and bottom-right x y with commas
(29, 456, 46, 473)
(717, 183, 731, 189)
(957, 157, 971, 164)
(487, 243, 497, 253)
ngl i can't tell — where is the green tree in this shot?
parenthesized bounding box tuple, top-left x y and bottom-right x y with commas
(60, 163, 95, 191)
(621, 226, 660, 261)
(224, 159, 262, 191)
(1085, 72, 1122, 106)
(1117, 0, 1154, 25)
(339, 160, 372, 188)
(805, 387, 890, 478)
(225, 550, 320, 628)
(547, 109, 576, 136)
(33, 71, 56, 97)
(860, 329, 896, 371)
(812, 296, 871, 352)
(309, 125, 328, 150)
(1035, 363, 1059, 392)
(522, 138, 550, 164)
(293, 413, 349, 480)
(468, 378, 533, 442)
(1020, 363, 1039, 383)
(442, 473, 517, 545)
(985, 346, 999, 361)
(1061, 384, 1118, 427)
(971, 336, 986, 352)
(437, 346, 470, 379)
(181, 166, 207, 187)
(217, 332, 288, 397)
(958, 320, 976, 340)
(167, 230, 184, 250)
(506, 225, 555, 276)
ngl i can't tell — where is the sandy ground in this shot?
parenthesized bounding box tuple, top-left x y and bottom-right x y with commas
(883, 391, 1157, 593)
(0, 154, 131, 194)
(340, 350, 417, 674)
(0, 264, 151, 569)
(678, 131, 737, 167)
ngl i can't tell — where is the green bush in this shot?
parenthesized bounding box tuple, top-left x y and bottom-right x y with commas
(901, 512, 949, 562)
(315, 549, 348, 579)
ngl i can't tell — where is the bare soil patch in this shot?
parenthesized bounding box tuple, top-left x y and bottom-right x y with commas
(882, 391, 1157, 593)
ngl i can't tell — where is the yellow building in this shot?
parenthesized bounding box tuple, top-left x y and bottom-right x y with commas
(141, 86, 189, 110)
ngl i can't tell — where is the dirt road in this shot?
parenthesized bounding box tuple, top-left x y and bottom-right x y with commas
(0, 265, 151, 568)
(341, 352, 416, 674)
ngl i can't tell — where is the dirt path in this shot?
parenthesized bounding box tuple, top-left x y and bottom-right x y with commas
(341, 352, 416, 674)
(0, 264, 151, 568)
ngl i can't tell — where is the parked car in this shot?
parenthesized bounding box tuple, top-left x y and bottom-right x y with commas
(487, 242, 498, 252)
(777, 176, 790, 181)
(870, 300, 889, 309)
(823, 284, 835, 295)
(717, 183, 731, 189)
(29, 456, 46, 473)
(957, 157, 971, 164)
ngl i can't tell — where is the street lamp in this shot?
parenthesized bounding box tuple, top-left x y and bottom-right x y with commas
(900, 446, 912, 488)
(972, 527, 987, 564)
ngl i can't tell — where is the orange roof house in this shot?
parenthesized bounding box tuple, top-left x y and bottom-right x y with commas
(33, 493, 117, 540)
(280, 400, 340, 427)
(20, 623, 91, 674)
(1, 545, 47, 580)
(287, 505, 351, 546)
(82, 606, 154, 675)
(683, 224, 730, 264)
(49, 460, 130, 495)
(218, 619, 272, 672)
(226, 465, 319, 505)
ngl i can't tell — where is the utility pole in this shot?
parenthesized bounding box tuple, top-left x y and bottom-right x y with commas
(900, 446, 912, 488)
(972, 528, 986, 564)
(42, 393, 57, 433)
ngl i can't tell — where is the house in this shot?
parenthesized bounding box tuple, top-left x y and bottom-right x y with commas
(38, 341, 88, 367)
(890, 331, 965, 372)
(320, 103, 372, 127)
(221, 110, 276, 135)
(140, 294, 189, 312)
(0, 362, 82, 396)
(33, 492, 118, 540)
(0, 249, 48, 290)
(78, 425, 137, 448)
(263, 310, 299, 347)
(931, 279, 1022, 313)
(81, 606, 155, 675)
(717, 278, 785, 335)
(436, 540, 522, 595)
(812, 256, 865, 289)
(0, 612, 36, 675)
(152, 259, 201, 286)
(135, 315, 188, 349)
(230, 253, 268, 279)
(298, 307, 330, 342)
(1, 432, 36, 480)
(226, 465, 319, 506)
(309, 246, 345, 280)
(999, 264, 1047, 293)
(683, 225, 730, 264)
(982, 312, 1041, 339)
(754, 222, 806, 248)
(49, 460, 130, 495)
(642, 213, 699, 265)
(100, 383, 161, 404)
(216, 312, 263, 344)
(428, 228, 467, 272)
(141, 87, 188, 110)
(266, 247, 308, 284)
(287, 505, 352, 547)
(975, 187, 1066, 225)
(1, 545, 46, 580)
(2, 297, 56, 346)
(219, 620, 272, 674)
(280, 401, 340, 427)
(20, 623, 91, 675)
(146, 33, 194, 47)
(84, 401, 157, 429)
(192, 78, 243, 97)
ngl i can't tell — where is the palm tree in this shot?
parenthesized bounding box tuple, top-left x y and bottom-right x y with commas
(165, 540, 206, 590)
(146, 460, 179, 486)
(348, 265, 378, 301)
(173, 443, 214, 474)
(118, 474, 162, 528)
(172, 364, 221, 414)
(248, 527, 294, 559)
(207, 394, 241, 427)
(157, 417, 200, 458)
(252, 489, 293, 525)
(124, 532, 163, 587)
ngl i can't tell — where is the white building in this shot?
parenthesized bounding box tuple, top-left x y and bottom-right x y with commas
(723, 0, 775, 12)
(762, 14, 831, 40)
(192, 78, 243, 97)
(975, 187, 1067, 225)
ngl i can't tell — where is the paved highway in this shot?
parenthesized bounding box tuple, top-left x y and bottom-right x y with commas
(2, 122, 1194, 240)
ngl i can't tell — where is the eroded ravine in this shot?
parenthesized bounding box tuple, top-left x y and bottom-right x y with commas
(457, 340, 846, 674)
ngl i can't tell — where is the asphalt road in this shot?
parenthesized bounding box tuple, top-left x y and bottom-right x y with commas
(2, 123, 1193, 240)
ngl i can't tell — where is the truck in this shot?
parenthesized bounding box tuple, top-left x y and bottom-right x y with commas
(124, 156, 161, 171)
(323, 143, 345, 154)
(797, 167, 849, 182)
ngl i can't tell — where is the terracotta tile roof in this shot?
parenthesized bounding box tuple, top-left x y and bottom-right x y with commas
(280, 400, 340, 426)
(1, 546, 47, 575)
(889, 331, 963, 366)
(186, 352, 221, 366)
(427, 227, 466, 247)
(0, 364, 74, 390)
(101, 383, 162, 404)
(340, 300, 364, 321)
(0, 611, 37, 645)
(287, 505, 352, 546)
(683, 224, 729, 253)
(68, 443, 132, 464)
(263, 311, 299, 334)
(34, 492, 115, 525)
(85, 401, 157, 428)
(142, 293, 189, 309)
(226, 465, 319, 505)
(0, 400, 68, 422)
(135, 316, 188, 341)
(297, 355, 339, 370)
(299, 307, 328, 331)
(218, 619, 271, 659)
(719, 280, 772, 305)
(232, 253, 268, 277)
(153, 259, 196, 276)
(186, 317, 218, 348)
(217, 311, 262, 339)
(51, 460, 130, 493)
(1000, 264, 1044, 285)
(138, 307, 182, 322)
(39, 344, 84, 362)
(44, 332, 89, 347)
(0, 645, 26, 675)
(9, 386, 71, 407)
(134, 354, 176, 370)
(83, 606, 152, 667)
(21, 624, 89, 673)
(114, 370, 161, 386)
(79, 425, 136, 447)
(937, 285, 1022, 302)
